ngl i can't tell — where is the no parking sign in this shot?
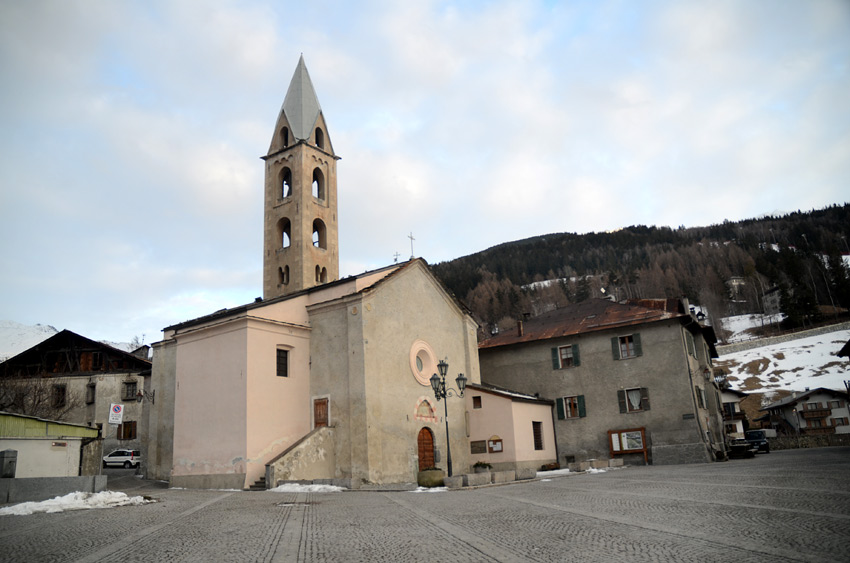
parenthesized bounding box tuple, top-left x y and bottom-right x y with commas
(108, 403, 124, 425)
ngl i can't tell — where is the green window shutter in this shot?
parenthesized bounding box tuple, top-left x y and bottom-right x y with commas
(551, 347, 560, 370)
(572, 344, 580, 367)
(686, 331, 694, 356)
(641, 387, 650, 411)
(617, 390, 627, 413)
(634, 333, 643, 357)
(611, 337, 620, 360)
(577, 395, 586, 418)
(556, 397, 565, 420)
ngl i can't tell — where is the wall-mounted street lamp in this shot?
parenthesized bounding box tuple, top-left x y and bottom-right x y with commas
(430, 358, 467, 477)
(136, 389, 155, 404)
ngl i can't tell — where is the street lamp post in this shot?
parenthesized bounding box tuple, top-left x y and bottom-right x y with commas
(430, 359, 467, 477)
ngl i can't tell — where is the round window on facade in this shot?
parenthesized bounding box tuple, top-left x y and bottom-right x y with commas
(409, 340, 436, 386)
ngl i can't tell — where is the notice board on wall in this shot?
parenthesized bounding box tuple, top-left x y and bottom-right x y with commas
(608, 427, 648, 463)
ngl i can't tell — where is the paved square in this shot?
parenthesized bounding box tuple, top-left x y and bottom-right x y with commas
(1, 447, 848, 562)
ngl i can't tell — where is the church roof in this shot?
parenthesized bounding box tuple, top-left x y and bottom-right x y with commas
(281, 55, 322, 141)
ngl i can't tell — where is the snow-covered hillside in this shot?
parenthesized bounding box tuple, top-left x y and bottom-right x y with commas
(0, 320, 134, 361)
(0, 320, 58, 361)
(720, 313, 784, 343)
(714, 329, 850, 397)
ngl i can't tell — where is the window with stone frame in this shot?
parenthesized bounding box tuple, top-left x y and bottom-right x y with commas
(532, 421, 544, 451)
(118, 420, 137, 440)
(277, 349, 289, 377)
(122, 381, 138, 401)
(86, 383, 96, 405)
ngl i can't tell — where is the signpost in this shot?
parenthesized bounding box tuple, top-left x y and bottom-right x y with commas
(108, 403, 124, 425)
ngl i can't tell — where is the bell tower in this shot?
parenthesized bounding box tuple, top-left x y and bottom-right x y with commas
(262, 56, 340, 299)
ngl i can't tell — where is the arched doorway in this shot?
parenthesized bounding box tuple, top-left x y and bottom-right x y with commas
(417, 427, 435, 470)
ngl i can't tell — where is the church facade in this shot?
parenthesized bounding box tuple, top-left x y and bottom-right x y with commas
(146, 58, 480, 489)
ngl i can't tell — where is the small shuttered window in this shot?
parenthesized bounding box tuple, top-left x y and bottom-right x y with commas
(618, 388, 650, 412)
(551, 344, 580, 369)
(612, 333, 642, 360)
(556, 395, 586, 419)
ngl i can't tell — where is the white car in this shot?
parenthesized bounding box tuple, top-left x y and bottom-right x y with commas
(102, 449, 141, 468)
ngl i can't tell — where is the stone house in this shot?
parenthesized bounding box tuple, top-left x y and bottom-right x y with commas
(478, 298, 725, 466)
(464, 382, 557, 473)
(146, 57, 481, 489)
(761, 387, 850, 435)
(0, 329, 151, 455)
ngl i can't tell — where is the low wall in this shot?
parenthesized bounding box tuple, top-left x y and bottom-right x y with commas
(768, 434, 850, 451)
(717, 321, 850, 355)
(0, 475, 107, 504)
(266, 426, 335, 488)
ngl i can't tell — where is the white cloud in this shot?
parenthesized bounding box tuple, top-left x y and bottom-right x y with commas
(1, 0, 848, 342)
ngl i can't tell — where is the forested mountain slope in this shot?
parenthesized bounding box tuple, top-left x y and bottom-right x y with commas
(432, 204, 850, 335)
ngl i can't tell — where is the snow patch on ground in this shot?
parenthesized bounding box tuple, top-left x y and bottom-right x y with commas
(536, 468, 571, 478)
(716, 329, 850, 392)
(410, 486, 447, 493)
(0, 491, 153, 516)
(268, 483, 344, 493)
(720, 314, 784, 343)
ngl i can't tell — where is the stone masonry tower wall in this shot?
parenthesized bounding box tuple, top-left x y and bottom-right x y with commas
(262, 57, 340, 299)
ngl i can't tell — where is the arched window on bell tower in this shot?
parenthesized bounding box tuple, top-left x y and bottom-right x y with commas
(278, 265, 289, 286)
(312, 168, 325, 200)
(315, 127, 324, 149)
(280, 127, 289, 147)
(280, 167, 292, 199)
(277, 217, 291, 249)
(312, 219, 326, 249)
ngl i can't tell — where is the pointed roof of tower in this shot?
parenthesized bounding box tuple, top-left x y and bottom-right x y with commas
(282, 55, 322, 141)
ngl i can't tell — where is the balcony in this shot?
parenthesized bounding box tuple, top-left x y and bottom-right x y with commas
(800, 409, 830, 419)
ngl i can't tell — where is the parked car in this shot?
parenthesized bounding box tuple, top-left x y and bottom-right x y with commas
(728, 438, 758, 458)
(103, 449, 141, 468)
(745, 430, 771, 453)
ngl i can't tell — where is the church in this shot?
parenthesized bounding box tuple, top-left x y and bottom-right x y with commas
(145, 57, 483, 489)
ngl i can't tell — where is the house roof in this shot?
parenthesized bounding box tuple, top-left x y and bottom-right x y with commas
(465, 382, 554, 405)
(0, 410, 100, 438)
(0, 329, 151, 376)
(479, 298, 695, 350)
(760, 387, 849, 411)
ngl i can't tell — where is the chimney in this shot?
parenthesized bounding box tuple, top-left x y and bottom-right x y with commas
(517, 320, 524, 337)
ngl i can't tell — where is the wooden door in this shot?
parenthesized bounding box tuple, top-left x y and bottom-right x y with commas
(417, 427, 435, 470)
(314, 398, 329, 428)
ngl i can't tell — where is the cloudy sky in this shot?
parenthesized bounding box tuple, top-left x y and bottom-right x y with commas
(1, 0, 848, 344)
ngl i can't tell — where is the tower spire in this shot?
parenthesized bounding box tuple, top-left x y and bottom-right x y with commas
(262, 57, 340, 299)
(281, 55, 322, 142)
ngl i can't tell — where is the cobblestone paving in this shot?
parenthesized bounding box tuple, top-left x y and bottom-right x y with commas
(2, 447, 848, 562)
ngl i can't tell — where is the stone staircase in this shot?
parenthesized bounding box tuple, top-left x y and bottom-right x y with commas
(248, 475, 266, 491)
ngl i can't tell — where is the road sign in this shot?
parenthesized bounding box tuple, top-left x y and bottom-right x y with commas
(108, 403, 124, 425)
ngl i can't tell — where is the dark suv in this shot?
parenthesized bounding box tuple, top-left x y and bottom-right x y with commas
(745, 430, 770, 453)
